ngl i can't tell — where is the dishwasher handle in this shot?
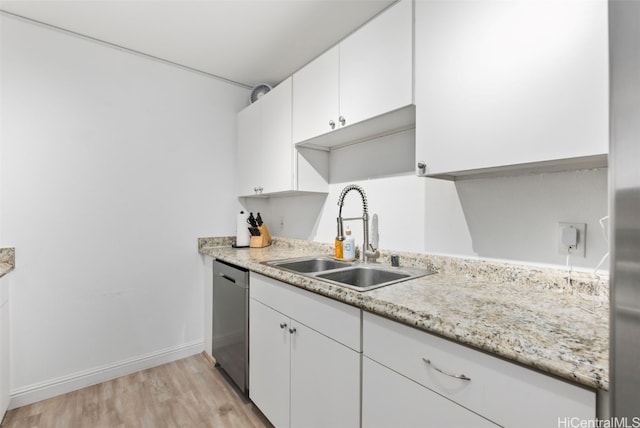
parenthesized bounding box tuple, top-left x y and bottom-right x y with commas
(217, 272, 248, 289)
(219, 273, 236, 284)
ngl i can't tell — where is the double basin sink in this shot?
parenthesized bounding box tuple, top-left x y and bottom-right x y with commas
(265, 256, 435, 291)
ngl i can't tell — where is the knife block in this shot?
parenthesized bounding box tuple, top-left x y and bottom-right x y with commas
(250, 224, 272, 248)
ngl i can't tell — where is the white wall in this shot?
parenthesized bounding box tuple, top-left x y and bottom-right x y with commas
(0, 14, 248, 405)
(246, 130, 608, 271)
(453, 168, 608, 268)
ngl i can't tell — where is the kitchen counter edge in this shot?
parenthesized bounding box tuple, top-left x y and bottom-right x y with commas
(0, 247, 15, 278)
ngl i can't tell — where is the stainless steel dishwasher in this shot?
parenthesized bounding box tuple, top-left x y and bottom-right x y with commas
(212, 259, 249, 395)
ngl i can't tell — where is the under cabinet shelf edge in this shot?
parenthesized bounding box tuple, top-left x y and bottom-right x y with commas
(420, 154, 608, 181)
(239, 190, 329, 199)
(295, 104, 416, 151)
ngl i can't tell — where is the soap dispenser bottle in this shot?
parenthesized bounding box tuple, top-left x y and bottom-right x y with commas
(343, 228, 356, 260)
(334, 236, 344, 259)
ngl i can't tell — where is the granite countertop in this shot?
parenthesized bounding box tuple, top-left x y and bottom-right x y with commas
(199, 237, 609, 391)
(0, 247, 15, 278)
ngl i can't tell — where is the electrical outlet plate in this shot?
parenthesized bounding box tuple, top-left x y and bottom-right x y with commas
(558, 222, 586, 257)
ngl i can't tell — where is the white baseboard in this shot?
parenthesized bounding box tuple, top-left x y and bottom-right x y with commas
(8, 340, 204, 409)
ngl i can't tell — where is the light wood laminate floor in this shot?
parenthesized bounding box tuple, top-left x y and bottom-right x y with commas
(1, 353, 272, 428)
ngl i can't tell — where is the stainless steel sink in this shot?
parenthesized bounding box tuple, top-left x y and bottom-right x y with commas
(317, 266, 410, 289)
(269, 257, 354, 273)
(264, 256, 435, 291)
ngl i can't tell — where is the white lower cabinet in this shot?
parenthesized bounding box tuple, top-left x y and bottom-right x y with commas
(289, 318, 359, 428)
(363, 312, 596, 428)
(0, 274, 10, 418)
(249, 273, 360, 428)
(249, 299, 290, 428)
(249, 275, 597, 428)
(363, 357, 497, 428)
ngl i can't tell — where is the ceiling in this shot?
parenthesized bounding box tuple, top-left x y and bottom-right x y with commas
(0, 0, 396, 88)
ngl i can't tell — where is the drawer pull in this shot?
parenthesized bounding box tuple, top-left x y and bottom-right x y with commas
(280, 323, 287, 329)
(423, 358, 471, 381)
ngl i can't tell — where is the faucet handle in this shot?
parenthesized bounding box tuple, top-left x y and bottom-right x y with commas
(370, 214, 379, 251)
(364, 213, 380, 263)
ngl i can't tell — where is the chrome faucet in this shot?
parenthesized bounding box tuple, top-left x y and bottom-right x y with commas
(337, 184, 379, 263)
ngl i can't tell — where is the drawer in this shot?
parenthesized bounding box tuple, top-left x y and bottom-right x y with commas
(363, 312, 595, 428)
(363, 357, 498, 428)
(250, 273, 361, 351)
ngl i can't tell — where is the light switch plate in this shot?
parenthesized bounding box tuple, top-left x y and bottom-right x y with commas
(558, 222, 586, 257)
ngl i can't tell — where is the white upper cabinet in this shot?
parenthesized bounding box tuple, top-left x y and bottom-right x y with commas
(237, 98, 263, 197)
(415, 0, 609, 179)
(260, 78, 296, 193)
(237, 77, 328, 197)
(292, 47, 340, 144)
(237, 78, 293, 196)
(339, 0, 413, 127)
(293, 0, 414, 148)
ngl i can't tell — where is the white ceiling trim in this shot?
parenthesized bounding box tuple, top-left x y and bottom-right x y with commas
(1, 10, 253, 88)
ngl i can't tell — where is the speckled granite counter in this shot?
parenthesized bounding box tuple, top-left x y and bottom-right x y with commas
(0, 247, 15, 278)
(199, 237, 609, 391)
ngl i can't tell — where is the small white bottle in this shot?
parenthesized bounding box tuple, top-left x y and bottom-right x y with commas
(343, 228, 356, 260)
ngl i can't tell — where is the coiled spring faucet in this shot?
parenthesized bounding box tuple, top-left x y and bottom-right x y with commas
(337, 184, 379, 262)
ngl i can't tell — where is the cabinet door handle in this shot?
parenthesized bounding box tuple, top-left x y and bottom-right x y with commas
(417, 161, 427, 175)
(338, 115, 346, 126)
(422, 358, 471, 381)
(279, 322, 287, 329)
(289, 327, 297, 334)
(329, 120, 336, 130)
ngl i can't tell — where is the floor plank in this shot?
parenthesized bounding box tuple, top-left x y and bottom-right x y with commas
(1, 353, 271, 428)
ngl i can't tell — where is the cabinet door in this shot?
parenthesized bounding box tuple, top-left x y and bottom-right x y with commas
(237, 79, 294, 196)
(340, 0, 413, 127)
(237, 100, 262, 196)
(249, 299, 290, 428)
(362, 357, 498, 428)
(0, 276, 9, 417)
(292, 46, 339, 143)
(259, 77, 293, 194)
(289, 321, 360, 428)
(415, 0, 608, 175)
